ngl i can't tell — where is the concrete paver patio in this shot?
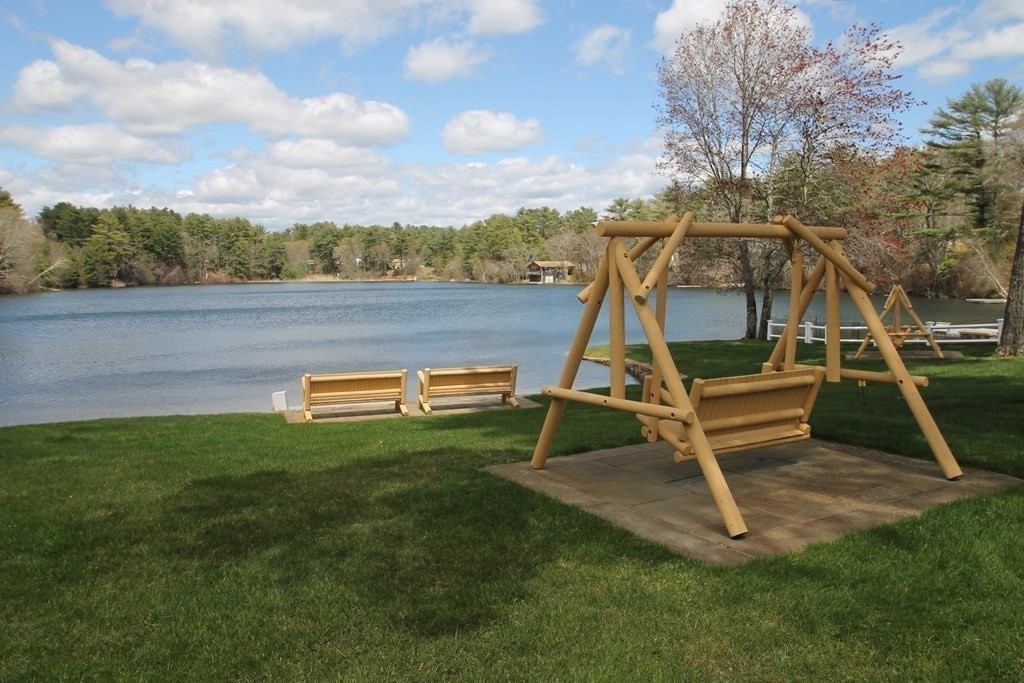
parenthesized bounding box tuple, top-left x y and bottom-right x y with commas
(487, 440, 1021, 565)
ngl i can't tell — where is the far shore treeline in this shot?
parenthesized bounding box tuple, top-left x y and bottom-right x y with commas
(2, 78, 1023, 309)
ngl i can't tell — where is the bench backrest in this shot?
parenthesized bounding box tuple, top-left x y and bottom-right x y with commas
(423, 365, 515, 392)
(689, 366, 825, 441)
(306, 370, 405, 397)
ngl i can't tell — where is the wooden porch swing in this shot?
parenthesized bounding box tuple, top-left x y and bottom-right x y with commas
(530, 213, 963, 538)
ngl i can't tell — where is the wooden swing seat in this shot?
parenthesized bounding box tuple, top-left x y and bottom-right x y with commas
(666, 366, 826, 461)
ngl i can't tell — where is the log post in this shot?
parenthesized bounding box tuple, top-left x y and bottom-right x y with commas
(608, 242, 626, 399)
(767, 255, 826, 371)
(786, 251, 803, 371)
(825, 258, 841, 382)
(532, 255, 611, 469)
(646, 263, 670, 442)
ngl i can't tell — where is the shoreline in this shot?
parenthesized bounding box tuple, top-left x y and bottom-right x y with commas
(4, 277, 588, 295)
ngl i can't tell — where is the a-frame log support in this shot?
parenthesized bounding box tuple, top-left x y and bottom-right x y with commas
(855, 285, 944, 359)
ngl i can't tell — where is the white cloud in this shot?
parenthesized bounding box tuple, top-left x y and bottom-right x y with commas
(10, 58, 91, 111)
(885, 4, 1024, 83)
(282, 93, 409, 144)
(13, 40, 409, 145)
(885, 9, 963, 68)
(952, 23, 1024, 61)
(976, 0, 1024, 23)
(267, 138, 393, 172)
(191, 157, 402, 205)
(917, 59, 971, 83)
(3, 135, 667, 230)
(652, 0, 811, 55)
(103, 0, 541, 57)
(0, 124, 185, 164)
(794, 0, 857, 23)
(465, 0, 542, 35)
(33, 163, 126, 195)
(575, 26, 631, 73)
(404, 38, 489, 82)
(105, 0, 429, 58)
(442, 110, 545, 155)
(652, 0, 727, 54)
(405, 147, 664, 224)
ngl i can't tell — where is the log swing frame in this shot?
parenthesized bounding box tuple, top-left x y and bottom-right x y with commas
(530, 213, 963, 538)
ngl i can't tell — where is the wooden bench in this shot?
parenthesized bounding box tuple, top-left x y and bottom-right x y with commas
(663, 366, 826, 461)
(301, 370, 408, 422)
(417, 365, 520, 415)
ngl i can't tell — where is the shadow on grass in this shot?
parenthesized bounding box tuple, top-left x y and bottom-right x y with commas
(160, 444, 672, 638)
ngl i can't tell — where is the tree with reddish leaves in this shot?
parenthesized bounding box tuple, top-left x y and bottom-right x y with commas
(784, 24, 917, 218)
(831, 148, 917, 289)
(656, 0, 915, 338)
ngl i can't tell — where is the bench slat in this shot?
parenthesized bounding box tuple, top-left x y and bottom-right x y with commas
(698, 375, 814, 399)
(700, 407, 805, 433)
(672, 425, 810, 461)
(427, 387, 512, 398)
(427, 382, 511, 391)
(309, 371, 405, 382)
(310, 391, 403, 404)
(425, 366, 515, 376)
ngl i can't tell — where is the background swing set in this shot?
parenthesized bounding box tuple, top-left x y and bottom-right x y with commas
(530, 213, 963, 538)
(854, 284, 944, 359)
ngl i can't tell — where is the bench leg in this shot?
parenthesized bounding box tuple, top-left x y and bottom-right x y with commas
(397, 401, 409, 417)
(506, 394, 520, 408)
(304, 409, 313, 423)
(418, 395, 432, 415)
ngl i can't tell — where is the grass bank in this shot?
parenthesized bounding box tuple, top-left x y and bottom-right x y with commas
(2, 341, 1023, 680)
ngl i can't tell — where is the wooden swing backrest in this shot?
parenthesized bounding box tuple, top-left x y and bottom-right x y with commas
(680, 366, 826, 457)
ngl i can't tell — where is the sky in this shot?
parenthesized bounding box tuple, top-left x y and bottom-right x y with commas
(1, 0, 1023, 231)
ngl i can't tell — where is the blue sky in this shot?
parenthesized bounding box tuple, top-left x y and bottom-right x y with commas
(1, 0, 1022, 230)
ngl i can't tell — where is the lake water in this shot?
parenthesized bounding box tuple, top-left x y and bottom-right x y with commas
(0, 281, 1000, 426)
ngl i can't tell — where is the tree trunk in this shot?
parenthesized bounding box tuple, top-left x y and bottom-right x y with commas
(757, 287, 775, 340)
(997, 199, 1024, 356)
(738, 240, 758, 339)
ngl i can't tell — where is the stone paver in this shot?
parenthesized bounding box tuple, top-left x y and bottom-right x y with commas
(486, 439, 1021, 565)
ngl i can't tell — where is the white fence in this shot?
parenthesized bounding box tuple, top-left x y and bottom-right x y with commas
(766, 319, 1004, 345)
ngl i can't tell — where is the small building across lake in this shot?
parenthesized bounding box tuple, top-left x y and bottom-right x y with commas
(527, 260, 574, 284)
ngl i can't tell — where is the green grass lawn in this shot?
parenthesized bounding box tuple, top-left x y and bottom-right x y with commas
(2, 341, 1023, 680)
